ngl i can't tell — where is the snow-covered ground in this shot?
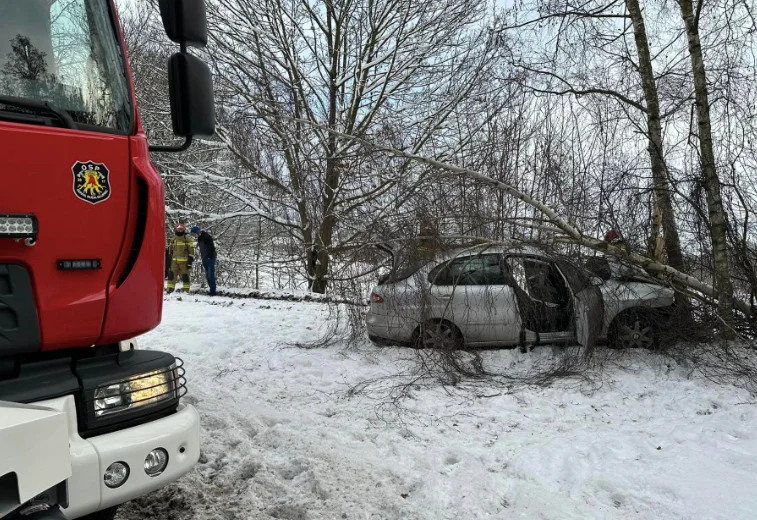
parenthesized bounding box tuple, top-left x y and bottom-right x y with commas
(119, 294, 757, 520)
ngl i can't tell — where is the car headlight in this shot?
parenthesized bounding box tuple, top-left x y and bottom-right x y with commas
(94, 365, 180, 417)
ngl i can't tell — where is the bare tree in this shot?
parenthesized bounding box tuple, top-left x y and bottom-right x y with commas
(625, 0, 685, 273)
(205, 0, 501, 292)
(498, 0, 688, 274)
(676, 0, 735, 327)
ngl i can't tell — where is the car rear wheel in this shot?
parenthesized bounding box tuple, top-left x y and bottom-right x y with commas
(609, 312, 659, 350)
(413, 321, 463, 349)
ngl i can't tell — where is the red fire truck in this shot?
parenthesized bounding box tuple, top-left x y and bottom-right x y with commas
(0, 0, 214, 518)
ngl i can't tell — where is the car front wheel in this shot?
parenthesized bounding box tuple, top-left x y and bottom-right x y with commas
(609, 312, 660, 350)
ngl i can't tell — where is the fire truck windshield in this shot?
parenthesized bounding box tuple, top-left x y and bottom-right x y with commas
(0, 0, 132, 133)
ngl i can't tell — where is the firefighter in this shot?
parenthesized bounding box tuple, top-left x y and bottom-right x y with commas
(167, 223, 194, 292)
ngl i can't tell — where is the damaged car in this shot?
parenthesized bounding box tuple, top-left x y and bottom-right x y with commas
(366, 245, 675, 349)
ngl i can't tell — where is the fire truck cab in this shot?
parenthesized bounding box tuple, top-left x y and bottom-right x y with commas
(0, 0, 214, 518)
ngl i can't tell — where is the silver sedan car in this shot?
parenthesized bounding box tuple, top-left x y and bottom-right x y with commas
(366, 245, 675, 349)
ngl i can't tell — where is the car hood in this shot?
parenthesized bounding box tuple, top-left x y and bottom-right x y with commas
(599, 279, 675, 307)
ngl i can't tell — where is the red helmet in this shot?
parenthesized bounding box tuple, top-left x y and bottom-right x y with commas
(174, 223, 186, 233)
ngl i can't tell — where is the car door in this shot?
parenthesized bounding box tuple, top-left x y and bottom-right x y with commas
(505, 254, 580, 345)
(555, 259, 605, 348)
(426, 253, 520, 345)
(426, 255, 478, 342)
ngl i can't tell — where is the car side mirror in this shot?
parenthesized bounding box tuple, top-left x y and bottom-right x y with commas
(158, 0, 208, 47)
(167, 53, 215, 138)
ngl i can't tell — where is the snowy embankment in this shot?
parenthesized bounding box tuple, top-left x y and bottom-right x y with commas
(119, 295, 757, 520)
(187, 286, 367, 306)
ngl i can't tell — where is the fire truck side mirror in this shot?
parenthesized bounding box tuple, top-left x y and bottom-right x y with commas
(158, 0, 208, 48)
(167, 52, 216, 138)
(150, 0, 215, 153)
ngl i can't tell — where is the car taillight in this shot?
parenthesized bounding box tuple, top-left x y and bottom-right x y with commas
(371, 292, 384, 303)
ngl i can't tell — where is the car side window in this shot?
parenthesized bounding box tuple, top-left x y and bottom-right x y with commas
(428, 254, 507, 286)
(506, 255, 571, 305)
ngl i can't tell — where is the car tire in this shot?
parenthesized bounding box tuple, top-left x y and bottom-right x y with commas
(75, 507, 119, 520)
(413, 320, 463, 350)
(609, 311, 660, 350)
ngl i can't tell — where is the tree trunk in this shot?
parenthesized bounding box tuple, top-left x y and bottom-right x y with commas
(678, 0, 735, 328)
(626, 0, 685, 275)
(310, 243, 331, 294)
(308, 0, 342, 295)
(255, 216, 261, 290)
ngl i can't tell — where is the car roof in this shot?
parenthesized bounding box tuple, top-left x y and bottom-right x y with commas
(432, 243, 551, 263)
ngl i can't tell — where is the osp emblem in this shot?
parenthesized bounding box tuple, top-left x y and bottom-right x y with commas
(72, 161, 111, 204)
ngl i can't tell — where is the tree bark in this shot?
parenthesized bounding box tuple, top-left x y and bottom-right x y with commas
(677, 0, 735, 328)
(626, 0, 685, 275)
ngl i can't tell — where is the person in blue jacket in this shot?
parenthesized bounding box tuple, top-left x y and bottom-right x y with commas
(190, 226, 217, 296)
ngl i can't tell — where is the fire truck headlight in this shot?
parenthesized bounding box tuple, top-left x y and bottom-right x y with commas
(94, 364, 182, 417)
(77, 352, 187, 435)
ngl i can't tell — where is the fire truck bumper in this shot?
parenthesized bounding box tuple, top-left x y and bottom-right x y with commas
(34, 395, 200, 519)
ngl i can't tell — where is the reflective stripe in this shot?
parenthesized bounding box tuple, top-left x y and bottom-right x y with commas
(169, 236, 194, 262)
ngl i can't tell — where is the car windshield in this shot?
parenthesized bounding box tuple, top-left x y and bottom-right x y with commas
(0, 0, 132, 132)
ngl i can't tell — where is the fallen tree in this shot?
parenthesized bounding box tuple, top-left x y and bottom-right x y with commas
(276, 116, 757, 324)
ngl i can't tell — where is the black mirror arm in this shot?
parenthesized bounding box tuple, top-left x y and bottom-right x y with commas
(149, 135, 193, 153)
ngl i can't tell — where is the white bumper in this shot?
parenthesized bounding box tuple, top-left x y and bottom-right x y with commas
(34, 395, 200, 519)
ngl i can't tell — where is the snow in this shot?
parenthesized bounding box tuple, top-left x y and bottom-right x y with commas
(189, 285, 332, 301)
(119, 294, 757, 520)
